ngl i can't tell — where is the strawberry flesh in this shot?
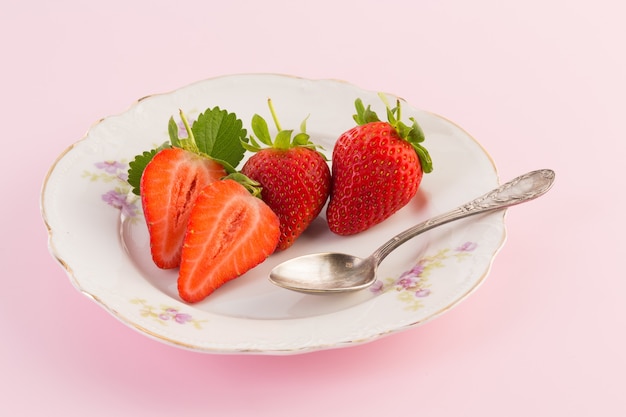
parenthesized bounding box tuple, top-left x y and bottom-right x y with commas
(140, 147, 226, 269)
(178, 179, 280, 303)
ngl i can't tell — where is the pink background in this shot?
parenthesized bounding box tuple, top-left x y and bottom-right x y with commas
(2, 0, 624, 415)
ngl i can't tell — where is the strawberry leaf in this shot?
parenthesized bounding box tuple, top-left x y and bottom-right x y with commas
(241, 135, 263, 152)
(251, 114, 272, 146)
(353, 98, 380, 125)
(127, 142, 171, 195)
(412, 143, 433, 173)
(385, 106, 396, 125)
(191, 107, 248, 170)
(407, 117, 425, 143)
(223, 172, 263, 198)
(293, 132, 311, 146)
(300, 115, 309, 134)
(274, 129, 293, 149)
(168, 117, 181, 147)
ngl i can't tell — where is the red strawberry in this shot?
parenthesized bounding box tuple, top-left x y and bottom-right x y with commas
(178, 177, 280, 303)
(141, 147, 226, 268)
(241, 99, 330, 250)
(326, 97, 433, 235)
(130, 108, 248, 269)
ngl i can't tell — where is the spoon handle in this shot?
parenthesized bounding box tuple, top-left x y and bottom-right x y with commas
(371, 169, 555, 264)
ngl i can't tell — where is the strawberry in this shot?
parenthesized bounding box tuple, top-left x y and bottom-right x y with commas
(128, 107, 248, 269)
(140, 147, 226, 268)
(241, 99, 331, 250)
(178, 176, 280, 303)
(326, 96, 433, 235)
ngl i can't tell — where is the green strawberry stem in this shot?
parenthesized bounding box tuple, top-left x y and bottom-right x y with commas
(267, 98, 283, 132)
(242, 99, 327, 159)
(353, 95, 433, 173)
(223, 172, 263, 198)
(179, 110, 194, 142)
(176, 109, 200, 154)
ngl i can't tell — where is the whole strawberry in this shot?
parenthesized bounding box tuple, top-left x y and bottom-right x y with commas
(326, 96, 433, 235)
(241, 99, 331, 250)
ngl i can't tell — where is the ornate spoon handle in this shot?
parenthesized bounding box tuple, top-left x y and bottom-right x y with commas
(372, 169, 555, 264)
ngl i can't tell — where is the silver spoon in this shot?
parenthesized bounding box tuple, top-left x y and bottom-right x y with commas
(269, 169, 555, 294)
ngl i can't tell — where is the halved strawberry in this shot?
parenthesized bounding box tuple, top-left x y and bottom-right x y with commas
(177, 178, 280, 303)
(129, 108, 248, 269)
(140, 147, 226, 268)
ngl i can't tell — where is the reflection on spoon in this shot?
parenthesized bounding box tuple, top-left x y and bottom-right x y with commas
(269, 169, 555, 294)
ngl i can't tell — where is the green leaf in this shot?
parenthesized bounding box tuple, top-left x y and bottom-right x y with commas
(386, 106, 396, 125)
(223, 172, 263, 198)
(364, 105, 380, 123)
(408, 117, 425, 142)
(353, 98, 381, 125)
(394, 122, 408, 139)
(168, 117, 181, 147)
(251, 114, 272, 145)
(248, 135, 263, 149)
(191, 107, 248, 170)
(209, 158, 237, 174)
(353, 98, 366, 125)
(240, 140, 261, 153)
(292, 132, 311, 146)
(300, 115, 309, 134)
(127, 142, 170, 195)
(412, 143, 433, 173)
(274, 129, 293, 149)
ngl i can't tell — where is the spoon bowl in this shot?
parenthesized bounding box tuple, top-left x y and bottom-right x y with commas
(269, 169, 555, 294)
(270, 253, 377, 293)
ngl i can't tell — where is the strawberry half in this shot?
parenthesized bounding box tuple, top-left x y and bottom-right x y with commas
(141, 147, 226, 268)
(241, 99, 331, 250)
(129, 107, 248, 269)
(178, 178, 280, 303)
(326, 96, 433, 235)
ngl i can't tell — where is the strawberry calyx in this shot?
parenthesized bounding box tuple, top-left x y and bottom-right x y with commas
(127, 107, 248, 195)
(168, 109, 246, 174)
(353, 95, 433, 173)
(242, 99, 328, 160)
(169, 109, 201, 154)
(222, 172, 263, 199)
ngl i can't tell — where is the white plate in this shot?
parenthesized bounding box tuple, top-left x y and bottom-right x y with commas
(41, 74, 505, 354)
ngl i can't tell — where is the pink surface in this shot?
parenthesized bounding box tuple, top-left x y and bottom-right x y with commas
(2, 0, 624, 415)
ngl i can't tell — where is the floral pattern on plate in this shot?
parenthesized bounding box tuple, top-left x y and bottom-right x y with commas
(131, 299, 206, 329)
(82, 160, 141, 219)
(372, 241, 478, 310)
